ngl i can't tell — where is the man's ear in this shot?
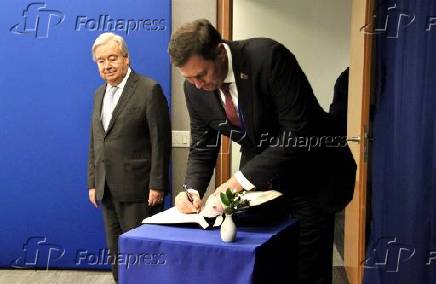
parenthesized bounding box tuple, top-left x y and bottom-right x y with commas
(216, 43, 226, 58)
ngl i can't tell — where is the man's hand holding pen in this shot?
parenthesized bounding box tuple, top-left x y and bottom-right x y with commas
(175, 185, 202, 213)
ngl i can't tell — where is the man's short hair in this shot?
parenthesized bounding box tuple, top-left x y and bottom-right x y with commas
(91, 32, 129, 61)
(168, 19, 222, 67)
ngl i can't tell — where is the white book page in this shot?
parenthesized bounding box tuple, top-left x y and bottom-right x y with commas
(142, 207, 223, 229)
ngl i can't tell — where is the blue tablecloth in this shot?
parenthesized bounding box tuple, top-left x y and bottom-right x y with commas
(119, 218, 298, 284)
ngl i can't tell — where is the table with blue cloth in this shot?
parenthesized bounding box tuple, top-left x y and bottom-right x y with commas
(118, 218, 298, 284)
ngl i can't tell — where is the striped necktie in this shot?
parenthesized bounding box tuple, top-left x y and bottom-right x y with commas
(220, 83, 241, 128)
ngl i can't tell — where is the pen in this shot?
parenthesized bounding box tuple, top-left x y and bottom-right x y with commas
(183, 184, 194, 203)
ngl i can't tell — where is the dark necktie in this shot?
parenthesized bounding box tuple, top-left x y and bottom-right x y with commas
(220, 83, 241, 128)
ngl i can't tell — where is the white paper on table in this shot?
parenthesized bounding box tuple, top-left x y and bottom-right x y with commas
(243, 190, 283, 206)
(142, 207, 223, 229)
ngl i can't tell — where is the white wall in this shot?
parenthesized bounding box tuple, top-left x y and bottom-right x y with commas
(231, 0, 351, 174)
(172, 0, 216, 201)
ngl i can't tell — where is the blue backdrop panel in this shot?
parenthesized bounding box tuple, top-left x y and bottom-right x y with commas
(364, 1, 436, 283)
(0, 0, 171, 269)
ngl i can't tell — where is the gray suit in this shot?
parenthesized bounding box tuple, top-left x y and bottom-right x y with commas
(88, 70, 171, 201)
(87, 70, 171, 281)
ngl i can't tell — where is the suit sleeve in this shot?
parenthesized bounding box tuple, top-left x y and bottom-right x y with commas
(146, 84, 171, 193)
(239, 42, 319, 188)
(87, 111, 95, 189)
(184, 83, 220, 198)
(329, 67, 349, 136)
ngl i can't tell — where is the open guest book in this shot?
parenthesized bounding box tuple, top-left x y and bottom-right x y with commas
(142, 190, 286, 229)
(142, 207, 223, 229)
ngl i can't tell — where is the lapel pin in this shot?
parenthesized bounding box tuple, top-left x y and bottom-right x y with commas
(240, 72, 248, 80)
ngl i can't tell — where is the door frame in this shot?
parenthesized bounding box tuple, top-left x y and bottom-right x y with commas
(215, 0, 233, 186)
(344, 0, 374, 283)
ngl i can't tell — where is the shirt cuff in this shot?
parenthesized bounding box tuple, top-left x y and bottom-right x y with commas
(187, 188, 199, 196)
(234, 171, 255, 190)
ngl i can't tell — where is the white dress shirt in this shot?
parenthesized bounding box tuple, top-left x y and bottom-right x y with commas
(101, 68, 131, 130)
(220, 43, 255, 191)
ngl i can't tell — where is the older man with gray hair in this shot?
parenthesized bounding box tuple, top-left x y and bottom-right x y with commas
(87, 32, 171, 282)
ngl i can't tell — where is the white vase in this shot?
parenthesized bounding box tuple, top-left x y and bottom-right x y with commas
(220, 213, 237, 242)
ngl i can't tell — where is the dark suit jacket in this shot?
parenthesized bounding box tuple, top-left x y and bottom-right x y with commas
(184, 39, 356, 213)
(88, 71, 171, 202)
(329, 67, 349, 136)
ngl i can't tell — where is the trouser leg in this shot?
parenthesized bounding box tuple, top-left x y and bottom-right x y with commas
(102, 188, 162, 282)
(101, 193, 122, 282)
(287, 195, 335, 284)
(116, 200, 149, 232)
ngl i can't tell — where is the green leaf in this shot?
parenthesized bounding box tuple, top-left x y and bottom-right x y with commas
(220, 192, 230, 206)
(226, 188, 234, 202)
(224, 207, 233, 215)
